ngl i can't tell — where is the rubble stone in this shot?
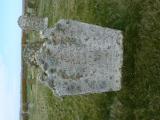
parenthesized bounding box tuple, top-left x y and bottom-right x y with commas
(18, 15, 48, 32)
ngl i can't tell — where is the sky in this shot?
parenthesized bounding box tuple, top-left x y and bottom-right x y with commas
(0, 0, 22, 120)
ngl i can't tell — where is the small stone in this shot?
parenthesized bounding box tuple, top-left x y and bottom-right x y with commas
(18, 15, 48, 32)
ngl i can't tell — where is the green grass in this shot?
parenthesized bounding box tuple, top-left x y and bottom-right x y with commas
(25, 0, 160, 120)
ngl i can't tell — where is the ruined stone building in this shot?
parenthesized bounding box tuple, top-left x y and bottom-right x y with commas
(18, 15, 123, 96)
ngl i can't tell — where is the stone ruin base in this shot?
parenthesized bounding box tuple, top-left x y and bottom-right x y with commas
(18, 15, 123, 96)
(34, 19, 123, 96)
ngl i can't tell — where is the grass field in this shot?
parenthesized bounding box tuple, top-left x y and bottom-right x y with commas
(24, 0, 160, 120)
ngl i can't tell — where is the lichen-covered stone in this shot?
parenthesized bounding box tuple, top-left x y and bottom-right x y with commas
(34, 19, 123, 96)
(18, 15, 123, 96)
(23, 41, 44, 66)
(18, 15, 48, 32)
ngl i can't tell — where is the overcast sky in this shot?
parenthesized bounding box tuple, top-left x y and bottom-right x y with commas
(0, 0, 22, 120)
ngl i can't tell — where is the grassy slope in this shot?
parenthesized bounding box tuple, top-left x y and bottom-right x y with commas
(26, 0, 160, 120)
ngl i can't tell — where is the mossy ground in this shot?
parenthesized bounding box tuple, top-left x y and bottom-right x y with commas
(25, 0, 160, 120)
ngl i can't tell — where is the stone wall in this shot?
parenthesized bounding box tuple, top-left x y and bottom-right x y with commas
(35, 20, 123, 96)
(18, 16, 123, 96)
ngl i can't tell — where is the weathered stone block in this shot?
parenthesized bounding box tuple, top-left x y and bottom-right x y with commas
(18, 15, 48, 32)
(35, 20, 123, 96)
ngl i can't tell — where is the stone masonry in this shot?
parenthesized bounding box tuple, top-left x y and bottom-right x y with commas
(18, 16, 123, 96)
